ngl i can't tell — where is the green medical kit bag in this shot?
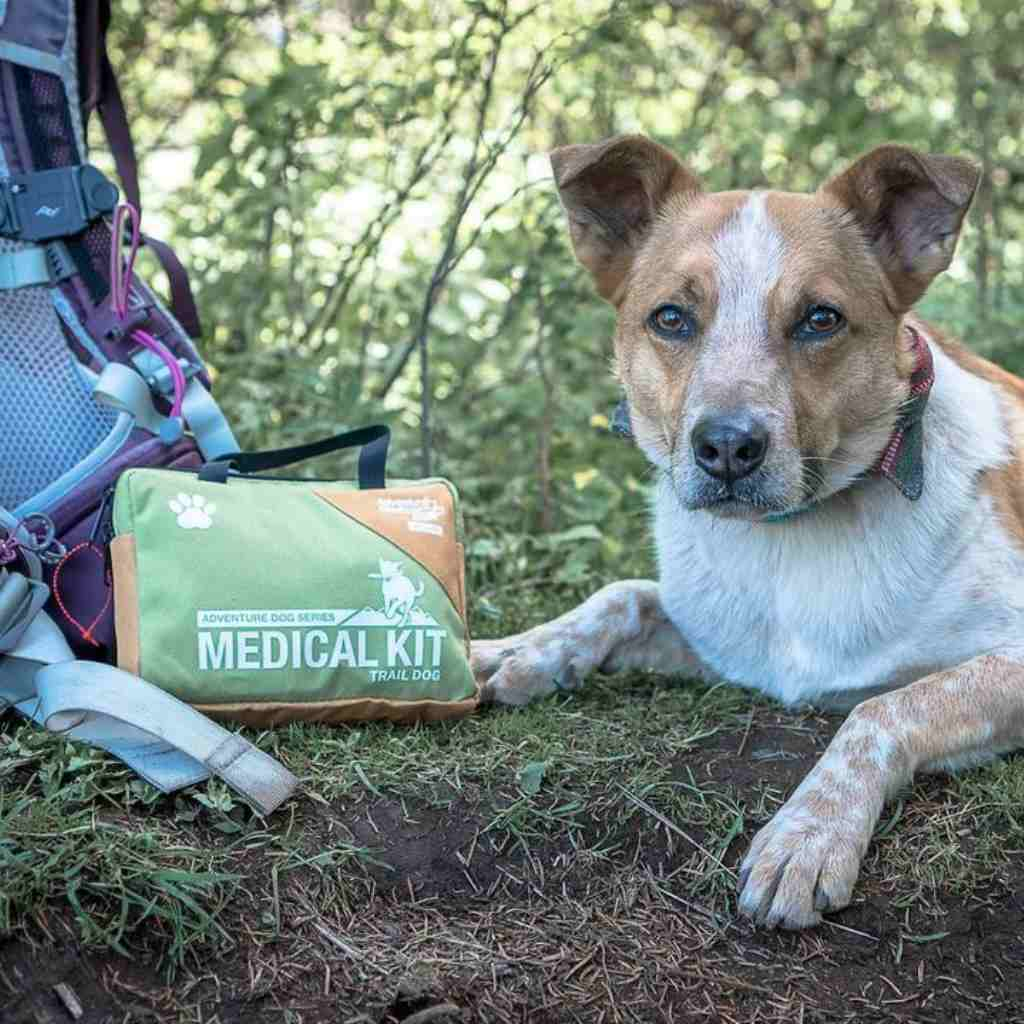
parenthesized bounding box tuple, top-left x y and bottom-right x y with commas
(108, 427, 479, 725)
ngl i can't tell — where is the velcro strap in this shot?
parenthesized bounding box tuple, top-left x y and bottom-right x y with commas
(204, 734, 295, 806)
(206, 734, 251, 772)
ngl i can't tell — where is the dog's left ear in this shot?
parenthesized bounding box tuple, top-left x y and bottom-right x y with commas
(821, 144, 980, 309)
(550, 134, 702, 303)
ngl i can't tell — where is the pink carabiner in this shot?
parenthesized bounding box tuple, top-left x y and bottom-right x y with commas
(110, 202, 186, 419)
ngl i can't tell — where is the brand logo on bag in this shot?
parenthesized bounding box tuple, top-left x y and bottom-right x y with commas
(169, 493, 216, 530)
(368, 558, 424, 625)
(376, 496, 445, 537)
(194, 564, 450, 682)
(35, 205, 61, 217)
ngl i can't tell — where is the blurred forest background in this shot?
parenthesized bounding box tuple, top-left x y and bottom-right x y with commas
(107, 0, 1023, 604)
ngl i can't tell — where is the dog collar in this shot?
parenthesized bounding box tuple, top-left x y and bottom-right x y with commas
(871, 323, 934, 501)
(610, 322, 935, 512)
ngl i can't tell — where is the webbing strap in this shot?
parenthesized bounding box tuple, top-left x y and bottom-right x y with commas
(93, 40, 202, 338)
(0, 246, 72, 289)
(0, 604, 297, 814)
(35, 661, 299, 814)
(0, 247, 49, 289)
(93, 362, 239, 457)
(143, 234, 202, 339)
(0, 569, 48, 652)
(92, 360, 166, 434)
(181, 378, 239, 459)
(200, 425, 391, 489)
(96, 49, 139, 211)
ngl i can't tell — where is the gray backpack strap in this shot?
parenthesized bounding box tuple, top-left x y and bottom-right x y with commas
(35, 660, 298, 814)
(0, 569, 49, 652)
(0, 595, 297, 815)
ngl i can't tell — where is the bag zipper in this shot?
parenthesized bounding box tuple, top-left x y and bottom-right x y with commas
(159, 465, 369, 484)
(90, 485, 117, 582)
(90, 485, 117, 544)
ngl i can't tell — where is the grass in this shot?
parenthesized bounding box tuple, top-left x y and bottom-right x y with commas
(5, 571, 1024, 1020)
(0, 580, 761, 967)
(0, 740, 239, 964)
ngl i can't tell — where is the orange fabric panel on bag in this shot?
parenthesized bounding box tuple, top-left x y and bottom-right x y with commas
(110, 533, 141, 675)
(313, 484, 465, 623)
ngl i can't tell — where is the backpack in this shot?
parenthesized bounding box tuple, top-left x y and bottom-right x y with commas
(0, 0, 297, 812)
(0, 0, 240, 654)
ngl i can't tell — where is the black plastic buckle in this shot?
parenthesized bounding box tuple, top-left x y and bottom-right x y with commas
(611, 399, 633, 438)
(0, 165, 119, 242)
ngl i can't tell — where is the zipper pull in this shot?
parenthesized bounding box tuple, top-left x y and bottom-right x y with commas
(90, 487, 118, 586)
(90, 485, 117, 546)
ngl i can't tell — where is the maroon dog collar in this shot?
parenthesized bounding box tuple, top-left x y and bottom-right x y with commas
(872, 323, 934, 501)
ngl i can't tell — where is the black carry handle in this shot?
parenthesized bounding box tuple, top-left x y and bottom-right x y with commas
(198, 425, 390, 489)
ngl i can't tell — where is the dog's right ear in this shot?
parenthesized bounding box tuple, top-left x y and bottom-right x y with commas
(550, 134, 702, 302)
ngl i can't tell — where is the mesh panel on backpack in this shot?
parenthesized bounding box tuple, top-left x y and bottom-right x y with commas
(0, 236, 118, 510)
(22, 67, 78, 169)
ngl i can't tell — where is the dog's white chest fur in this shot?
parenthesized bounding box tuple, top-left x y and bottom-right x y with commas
(654, 345, 1024, 707)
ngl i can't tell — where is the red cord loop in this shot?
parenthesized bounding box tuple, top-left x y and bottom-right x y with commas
(52, 542, 111, 647)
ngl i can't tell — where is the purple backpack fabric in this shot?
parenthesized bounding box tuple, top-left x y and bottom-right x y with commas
(0, 0, 238, 661)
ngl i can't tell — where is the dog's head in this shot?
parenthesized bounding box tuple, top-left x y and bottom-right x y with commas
(370, 558, 402, 579)
(551, 135, 979, 519)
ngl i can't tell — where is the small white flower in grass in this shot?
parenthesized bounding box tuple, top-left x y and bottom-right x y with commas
(169, 492, 216, 530)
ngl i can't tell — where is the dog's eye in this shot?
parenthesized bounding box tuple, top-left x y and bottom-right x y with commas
(798, 305, 844, 340)
(649, 304, 695, 341)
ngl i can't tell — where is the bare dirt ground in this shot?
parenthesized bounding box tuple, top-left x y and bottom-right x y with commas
(5, 691, 1024, 1024)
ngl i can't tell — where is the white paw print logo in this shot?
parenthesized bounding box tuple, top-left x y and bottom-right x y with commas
(169, 492, 216, 530)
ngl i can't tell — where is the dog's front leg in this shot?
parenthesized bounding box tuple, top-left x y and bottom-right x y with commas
(739, 654, 1024, 929)
(472, 580, 715, 705)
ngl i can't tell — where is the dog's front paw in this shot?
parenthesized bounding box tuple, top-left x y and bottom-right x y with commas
(471, 631, 583, 706)
(737, 800, 871, 929)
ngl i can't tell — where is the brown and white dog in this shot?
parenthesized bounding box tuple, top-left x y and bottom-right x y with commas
(472, 135, 1024, 929)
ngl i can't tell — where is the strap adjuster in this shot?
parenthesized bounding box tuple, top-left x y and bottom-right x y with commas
(0, 165, 119, 243)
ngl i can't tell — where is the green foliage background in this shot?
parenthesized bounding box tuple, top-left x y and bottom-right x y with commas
(106, 0, 1024, 607)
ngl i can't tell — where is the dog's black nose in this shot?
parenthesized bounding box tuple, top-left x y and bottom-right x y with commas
(691, 413, 769, 482)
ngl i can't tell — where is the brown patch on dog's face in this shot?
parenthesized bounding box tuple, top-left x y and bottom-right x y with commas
(551, 136, 979, 519)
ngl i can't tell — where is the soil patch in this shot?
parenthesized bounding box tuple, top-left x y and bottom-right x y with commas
(5, 709, 1024, 1023)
